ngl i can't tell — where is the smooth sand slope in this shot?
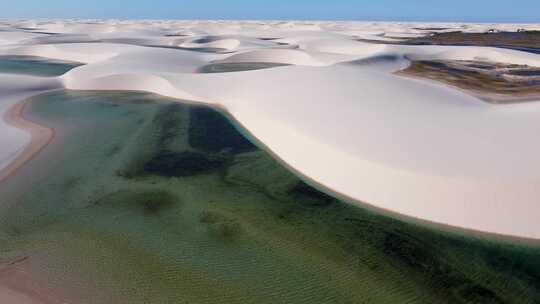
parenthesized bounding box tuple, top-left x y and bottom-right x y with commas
(1, 20, 540, 241)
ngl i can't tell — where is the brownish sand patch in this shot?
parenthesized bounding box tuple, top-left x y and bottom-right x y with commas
(359, 31, 540, 51)
(397, 60, 540, 104)
(401, 31, 540, 49)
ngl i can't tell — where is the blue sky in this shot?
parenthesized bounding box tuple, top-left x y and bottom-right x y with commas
(1, 0, 539, 22)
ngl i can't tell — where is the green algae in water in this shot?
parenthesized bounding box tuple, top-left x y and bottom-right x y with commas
(0, 90, 539, 303)
(197, 62, 290, 73)
(0, 55, 82, 76)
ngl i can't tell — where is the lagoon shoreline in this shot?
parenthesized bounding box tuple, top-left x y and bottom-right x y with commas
(0, 94, 55, 184)
(0, 93, 68, 304)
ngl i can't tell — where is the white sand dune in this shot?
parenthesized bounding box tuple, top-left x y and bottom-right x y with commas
(1, 20, 540, 240)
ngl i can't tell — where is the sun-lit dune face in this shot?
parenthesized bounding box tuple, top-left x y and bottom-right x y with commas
(0, 20, 540, 241)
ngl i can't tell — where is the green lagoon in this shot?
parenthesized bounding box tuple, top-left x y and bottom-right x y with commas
(0, 90, 539, 303)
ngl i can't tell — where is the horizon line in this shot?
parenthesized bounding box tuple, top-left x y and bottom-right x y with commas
(1, 17, 539, 24)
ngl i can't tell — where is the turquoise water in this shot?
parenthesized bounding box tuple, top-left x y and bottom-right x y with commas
(0, 90, 539, 303)
(0, 56, 82, 76)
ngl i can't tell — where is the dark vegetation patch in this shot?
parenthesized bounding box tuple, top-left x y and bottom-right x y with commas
(347, 218, 505, 303)
(95, 189, 178, 215)
(188, 106, 256, 153)
(288, 181, 336, 207)
(380, 230, 440, 270)
(143, 151, 228, 177)
(197, 62, 289, 73)
(199, 210, 227, 224)
(455, 285, 504, 304)
(119, 102, 257, 179)
(134, 104, 255, 177)
(199, 210, 242, 241)
(340, 205, 540, 302)
(114, 102, 186, 179)
(63, 177, 81, 190)
(343, 211, 536, 304)
(482, 245, 540, 292)
(153, 103, 185, 148)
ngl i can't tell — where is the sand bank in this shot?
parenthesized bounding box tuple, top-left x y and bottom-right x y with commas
(0, 94, 60, 302)
(0, 96, 55, 184)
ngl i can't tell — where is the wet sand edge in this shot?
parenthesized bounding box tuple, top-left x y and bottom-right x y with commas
(0, 95, 55, 184)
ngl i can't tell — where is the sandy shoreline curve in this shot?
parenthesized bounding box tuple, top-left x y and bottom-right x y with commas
(0, 93, 72, 303)
(0, 94, 55, 184)
(0, 95, 56, 303)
